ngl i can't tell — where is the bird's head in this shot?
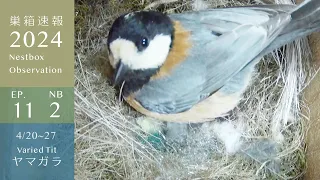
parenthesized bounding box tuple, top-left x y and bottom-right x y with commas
(107, 11, 174, 87)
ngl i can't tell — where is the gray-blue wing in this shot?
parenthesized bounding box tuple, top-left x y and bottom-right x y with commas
(133, 6, 293, 114)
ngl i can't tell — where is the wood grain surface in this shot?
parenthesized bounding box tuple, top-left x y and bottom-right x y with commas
(295, 0, 320, 179)
(304, 33, 320, 180)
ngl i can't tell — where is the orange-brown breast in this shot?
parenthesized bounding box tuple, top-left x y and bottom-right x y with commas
(151, 21, 192, 79)
(125, 91, 242, 123)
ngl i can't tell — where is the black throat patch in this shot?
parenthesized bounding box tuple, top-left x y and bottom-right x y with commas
(117, 67, 160, 97)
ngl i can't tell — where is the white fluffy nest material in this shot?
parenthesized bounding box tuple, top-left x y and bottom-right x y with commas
(74, 0, 316, 179)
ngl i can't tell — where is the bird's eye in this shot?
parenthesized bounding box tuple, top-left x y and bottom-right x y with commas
(141, 38, 149, 47)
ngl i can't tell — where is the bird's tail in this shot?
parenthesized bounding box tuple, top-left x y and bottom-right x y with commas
(263, 0, 320, 53)
(287, 0, 320, 35)
(291, 0, 320, 18)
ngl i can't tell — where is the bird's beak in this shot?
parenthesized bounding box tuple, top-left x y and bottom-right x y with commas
(113, 62, 129, 86)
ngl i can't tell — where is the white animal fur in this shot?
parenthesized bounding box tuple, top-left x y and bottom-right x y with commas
(212, 121, 243, 154)
(109, 34, 172, 70)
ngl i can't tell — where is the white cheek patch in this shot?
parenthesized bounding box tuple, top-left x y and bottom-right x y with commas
(133, 35, 171, 70)
(109, 39, 137, 68)
(109, 35, 172, 70)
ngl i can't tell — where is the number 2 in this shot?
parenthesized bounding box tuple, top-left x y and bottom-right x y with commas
(38, 31, 48, 47)
(10, 31, 20, 47)
(50, 102, 60, 118)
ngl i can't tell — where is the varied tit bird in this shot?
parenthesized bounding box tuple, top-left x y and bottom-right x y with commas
(106, 0, 320, 123)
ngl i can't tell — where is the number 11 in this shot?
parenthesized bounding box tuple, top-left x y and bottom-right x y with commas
(14, 102, 32, 118)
